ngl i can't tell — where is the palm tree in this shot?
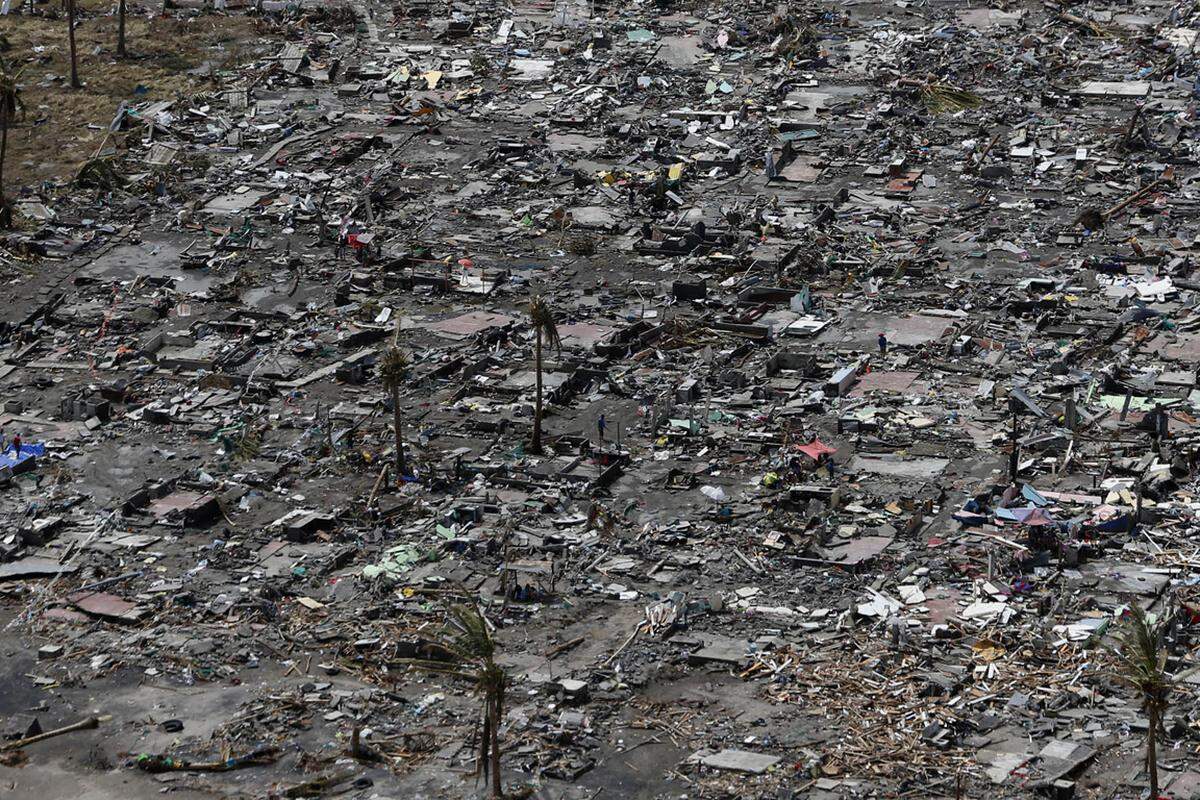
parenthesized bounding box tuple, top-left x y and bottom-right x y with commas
(405, 605, 507, 798)
(1111, 604, 1173, 800)
(117, 0, 127, 57)
(528, 295, 561, 455)
(379, 347, 410, 482)
(0, 59, 23, 228)
(67, 0, 81, 88)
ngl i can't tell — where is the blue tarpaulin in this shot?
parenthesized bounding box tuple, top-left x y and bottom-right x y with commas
(0, 442, 44, 471)
(1093, 513, 1132, 533)
(1021, 484, 1050, 507)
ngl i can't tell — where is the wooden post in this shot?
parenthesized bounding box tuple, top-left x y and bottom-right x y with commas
(3, 717, 98, 750)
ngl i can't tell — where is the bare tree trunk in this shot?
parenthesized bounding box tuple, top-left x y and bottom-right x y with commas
(489, 693, 502, 799)
(531, 329, 543, 453)
(0, 117, 8, 201)
(1148, 705, 1159, 799)
(117, 0, 127, 57)
(67, 0, 81, 88)
(477, 706, 491, 782)
(391, 383, 405, 482)
(0, 115, 10, 230)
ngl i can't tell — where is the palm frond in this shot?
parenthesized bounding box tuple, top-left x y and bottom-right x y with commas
(446, 604, 495, 660)
(1109, 604, 1173, 708)
(397, 606, 496, 673)
(479, 662, 506, 695)
(529, 296, 562, 353)
(379, 346, 410, 391)
(920, 82, 982, 114)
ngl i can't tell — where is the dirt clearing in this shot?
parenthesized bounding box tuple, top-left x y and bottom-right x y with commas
(2, 2, 266, 188)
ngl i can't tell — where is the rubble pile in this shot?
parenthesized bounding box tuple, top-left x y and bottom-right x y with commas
(4, 0, 1200, 797)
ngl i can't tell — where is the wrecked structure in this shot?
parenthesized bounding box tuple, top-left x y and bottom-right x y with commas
(3, 0, 1200, 797)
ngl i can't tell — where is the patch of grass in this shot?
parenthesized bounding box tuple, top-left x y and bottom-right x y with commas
(1, 2, 265, 189)
(567, 234, 596, 256)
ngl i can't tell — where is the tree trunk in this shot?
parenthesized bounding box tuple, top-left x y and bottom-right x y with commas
(67, 0, 80, 88)
(489, 693, 502, 799)
(0, 117, 8, 202)
(1134, 480, 1143, 531)
(531, 328, 543, 454)
(391, 383, 406, 482)
(117, 0, 127, 57)
(1148, 705, 1159, 799)
(0, 114, 9, 230)
(478, 708, 491, 781)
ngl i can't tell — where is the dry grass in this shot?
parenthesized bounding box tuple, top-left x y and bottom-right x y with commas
(2, 1, 265, 188)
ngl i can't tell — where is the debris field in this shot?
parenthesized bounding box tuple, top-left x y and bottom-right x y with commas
(3, 0, 1200, 798)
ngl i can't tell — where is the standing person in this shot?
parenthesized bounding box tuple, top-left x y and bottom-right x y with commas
(823, 452, 837, 479)
(877, 332, 888, 354)
(597, 414, 607, 444)
(11, 432, 21, 459)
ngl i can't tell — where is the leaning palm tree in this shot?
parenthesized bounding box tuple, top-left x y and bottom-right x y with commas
(405, 605, 507, 798)
(528, 295, 562, 455)
(0, 59, 23, 228)
(1111, 604, 1173, 800)
(378, 346, 410, 482)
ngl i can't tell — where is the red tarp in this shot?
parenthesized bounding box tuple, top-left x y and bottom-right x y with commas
(797, 439, 838, 460)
